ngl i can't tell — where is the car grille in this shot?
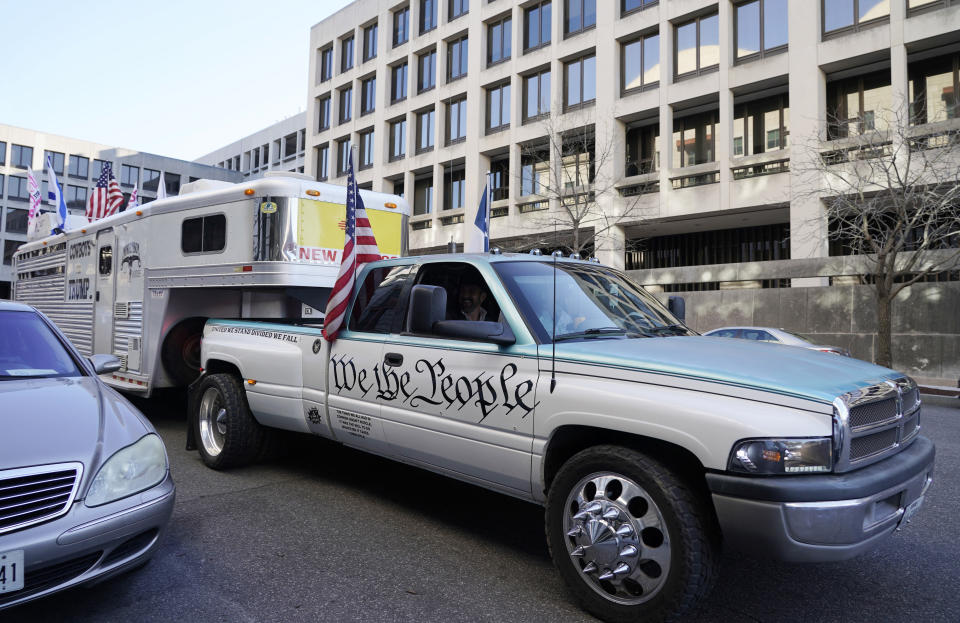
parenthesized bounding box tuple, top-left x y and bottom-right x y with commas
(837, 378, 922, 471)
(0, 464, 82, 535)
(0, 551, 102, 607)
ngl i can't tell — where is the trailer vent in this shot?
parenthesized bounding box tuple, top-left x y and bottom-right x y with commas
(116, 354, 128, 372)
(114, 302, 129, 319)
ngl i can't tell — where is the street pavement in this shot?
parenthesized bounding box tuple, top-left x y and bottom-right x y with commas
(6, 395, 959, 622)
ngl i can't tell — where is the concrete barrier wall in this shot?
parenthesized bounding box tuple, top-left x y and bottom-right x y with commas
(650, 282, 960, 387)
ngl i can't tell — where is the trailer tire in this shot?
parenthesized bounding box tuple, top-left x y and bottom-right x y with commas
(193, 373, 266, 470)
(161, 318, 206, 386)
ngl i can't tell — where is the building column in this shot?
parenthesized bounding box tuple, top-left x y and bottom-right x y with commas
(717, 0, 733, 214)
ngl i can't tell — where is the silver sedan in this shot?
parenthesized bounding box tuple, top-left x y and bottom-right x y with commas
(0, 301, 175, 610)
(701, 326, 852, 356)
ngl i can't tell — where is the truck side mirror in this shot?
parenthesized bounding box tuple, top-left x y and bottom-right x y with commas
(408, 284, 447, 333)
(667, 296, 686, 322)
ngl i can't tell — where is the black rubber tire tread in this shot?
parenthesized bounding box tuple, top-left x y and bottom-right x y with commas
(545, 445, 720, 623)
(193, 373, 266, 470)
(161, 318, 206, 386)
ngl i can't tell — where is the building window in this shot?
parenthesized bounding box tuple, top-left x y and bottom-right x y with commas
(363, 23, 378, 62)
(66, 185, 87, 210)
(393, 178, 405, 197)
(391, 63, 408, 102)
(337, 139, 352, 176)
(733, 94, 790, 156)
(0, 141, 5, 166)
(627, 224, 790, 269)
(394, 7, 410, 46)
(68, 155, 89, 178)
(417, 108, 435, 153)
(390, 119, 407, 161)
(443, 164, 466, 210)
(120, 164, 139, 187)
(359, 129, 375, 169)
(561, 133, 595, 190)
(341, 35, 354, 72)
(320, 47, 334, 82)
(524, 1, 552, 51)
(908, 52, 959, 125)
(414, 174, 434, 215)
(487, 15, 512, 66)
(165, 173, 181, 196)
(823, 0, 890, 35)
(92, 159, 111, 179)
(672, 110, 717, 167)
(735, 0, 788, 62)
(826, 69, 892, 138)
(12, 144, 33, 169)
(622, 31, 660, 93)
(0, 175, 3, 199)
(564, 53, 596, 110)
(284, 132, 298, 159)
(43, 151, 65, 175)
(675, 12, 719, 78)
(361, 77, 376, 115)
(625, 123, 660, 175)
(623, 0, 658, 15)
(5, 207, 28, 235)
(418, 49, 437, 92)
(421, 0, 437, 33)
(490, 157, 509, 201)
(316, 144, 330, 181)
(8, 176, 29, 201)
(523, 69, 551, 121)
(448, 36, 468, 82)
(486, 83, 511, 133)
(340, 86, 353, 123)
(318, 95, 332, 130)
(521, 147, 549, 196)
(449, 0, 468, 20)
(4, 240, 21, 266)
(143, 168, 161, 192)
(908, 0, 958, 12)
(446, 97, 468, 144)
(564, 0, 595, 37)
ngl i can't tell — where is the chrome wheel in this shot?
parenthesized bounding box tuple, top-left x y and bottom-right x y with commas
(198, 387, 227, 457)
(562, 472, 671, 605)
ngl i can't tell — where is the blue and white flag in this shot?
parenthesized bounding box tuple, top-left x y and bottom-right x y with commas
(45, 154, 68, 234)
(471, 178, 490, 253)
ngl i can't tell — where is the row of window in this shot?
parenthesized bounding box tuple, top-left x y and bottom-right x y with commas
(0, 170, 181, 204)
(215, 131, 307, 174)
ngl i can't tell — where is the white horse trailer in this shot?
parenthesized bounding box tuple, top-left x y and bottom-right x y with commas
(12, 173, 409, 396)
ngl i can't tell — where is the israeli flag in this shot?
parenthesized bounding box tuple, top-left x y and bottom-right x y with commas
(472, 179, 490, 253)
(45, 154, 69, 234)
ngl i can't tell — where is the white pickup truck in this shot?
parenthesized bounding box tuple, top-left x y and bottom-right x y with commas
(188, 253, 934, 623)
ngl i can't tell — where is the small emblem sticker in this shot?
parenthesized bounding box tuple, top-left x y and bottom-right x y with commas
(260, 201, 278, 214)
(312, 339, 323, 354)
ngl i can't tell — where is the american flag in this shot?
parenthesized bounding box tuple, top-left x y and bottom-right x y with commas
(322, 152, 382, 341)
(87, 162, 124, 222)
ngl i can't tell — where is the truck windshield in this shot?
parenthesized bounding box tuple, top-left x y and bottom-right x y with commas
(493, 261, 692, 343)
(0, 310, 82, 380)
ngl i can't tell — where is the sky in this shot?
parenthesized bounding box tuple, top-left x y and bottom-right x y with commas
(0, 0, 345, 161)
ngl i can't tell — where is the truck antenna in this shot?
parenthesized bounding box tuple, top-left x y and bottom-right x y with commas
(550, 251, 557, 393)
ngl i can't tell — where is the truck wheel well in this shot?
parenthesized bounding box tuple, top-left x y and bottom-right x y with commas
(542, 426, 708, 497)
(161, 317, 208, 386)
(203, 359, 242, 379)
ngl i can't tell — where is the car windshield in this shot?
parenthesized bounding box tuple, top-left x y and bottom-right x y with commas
(0, 310, 83, 379)
(493, 261, 692, 342)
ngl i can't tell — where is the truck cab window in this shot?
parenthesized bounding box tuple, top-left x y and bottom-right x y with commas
(98, 246, 113, 276)
(349, 265, 415, 333)
(413, 263, 501, 325)
(182, 214, 227, 254)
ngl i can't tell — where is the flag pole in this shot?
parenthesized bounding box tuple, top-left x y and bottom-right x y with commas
(485, 170, 491, 252)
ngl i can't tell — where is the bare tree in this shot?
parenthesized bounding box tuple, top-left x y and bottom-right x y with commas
(513, 115, 653, 257)
(795, 105, 960, 367)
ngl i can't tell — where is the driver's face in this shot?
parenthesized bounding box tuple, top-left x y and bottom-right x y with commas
(460, 283, 486, 314)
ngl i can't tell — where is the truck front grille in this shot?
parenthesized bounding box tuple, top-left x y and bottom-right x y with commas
(835, 378, 921, 472)
(848, 396, 897, 430)
(850, 427, 899, 461)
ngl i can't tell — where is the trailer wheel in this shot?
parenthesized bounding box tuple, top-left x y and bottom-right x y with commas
(546, 445, 719, 623)
(193, 373, 266, 470)
(161, 318, 205, 386)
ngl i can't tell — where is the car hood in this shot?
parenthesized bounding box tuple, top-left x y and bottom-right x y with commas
(546, 336, 899, 404)
(0, 376, 152, 477)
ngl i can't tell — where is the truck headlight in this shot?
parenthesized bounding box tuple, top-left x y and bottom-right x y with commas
(86, 434, 168, 507)
(728, 438, 833, 474)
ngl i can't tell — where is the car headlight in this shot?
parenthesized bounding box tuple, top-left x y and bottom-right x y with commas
(86, 434, 168, 507)
(728, 438, 833, 474)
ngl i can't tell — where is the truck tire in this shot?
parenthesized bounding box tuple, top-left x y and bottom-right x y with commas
(193, 373, 266, 470)
(546, 445, 719, 623)
(161, 318, 206, 386)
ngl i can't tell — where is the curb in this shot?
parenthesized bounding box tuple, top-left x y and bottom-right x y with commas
(919, 385, 960, 398)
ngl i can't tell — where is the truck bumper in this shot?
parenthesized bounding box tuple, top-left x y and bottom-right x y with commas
(706, 436, 935, 562)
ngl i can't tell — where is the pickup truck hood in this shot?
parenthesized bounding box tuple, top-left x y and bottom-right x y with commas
(548, 336, 899, 404)
(0, 376, 150, 476)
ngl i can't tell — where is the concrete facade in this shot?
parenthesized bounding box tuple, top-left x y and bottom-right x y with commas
(0, 124, 242, 298)
(195, 112, 307, 179)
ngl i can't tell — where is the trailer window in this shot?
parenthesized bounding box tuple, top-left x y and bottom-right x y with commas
(181, 214, 227, 254)
(99, 246, 113, 276)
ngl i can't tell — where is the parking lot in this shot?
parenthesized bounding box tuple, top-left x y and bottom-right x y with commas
(5, 395, 959, 622)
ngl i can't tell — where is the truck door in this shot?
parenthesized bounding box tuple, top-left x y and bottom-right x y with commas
(93, 229, 116, 358)
(374, 261, 538, 496)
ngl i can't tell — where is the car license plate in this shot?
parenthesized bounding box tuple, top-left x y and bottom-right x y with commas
(0, 549, 24, 593)
(901, 496, 924, 525)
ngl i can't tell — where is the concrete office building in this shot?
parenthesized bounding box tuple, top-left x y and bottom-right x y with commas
(0, 124, 242, 298)
(196, 113, 308, 178)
